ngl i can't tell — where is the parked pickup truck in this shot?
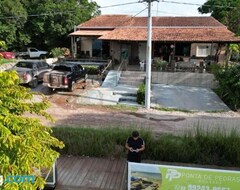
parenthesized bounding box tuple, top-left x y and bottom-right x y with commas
(16, 47, 48, 59)
(9, 60, 52, 88)
(43, 63, 88, 92)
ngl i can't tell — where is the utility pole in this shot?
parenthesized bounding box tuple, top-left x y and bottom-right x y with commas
(144, 0, 157, 109)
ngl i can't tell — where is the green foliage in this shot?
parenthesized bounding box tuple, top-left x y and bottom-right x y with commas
(52, 126, 240, 167)
(153, 58, 168, 70)
(50, 47, 64, 58)
(0, 59, 16, 65)
(154, 106, 194, 113)
(0, 0, 100, 50)
(0, 71, 64, 189)
(0, 40, 7, 50)
(53, 127, 152, 158)
(198, 0, 240, 35)
(50, 47, 70, 57)
(213, 64, 240, 110)
(84, 66, 99, 75)
(205, 63, 222, 73)
(137, 84, 145, 105)
(0, 0, 28, 49)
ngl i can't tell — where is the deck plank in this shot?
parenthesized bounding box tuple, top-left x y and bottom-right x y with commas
(56, 156, 127, 190)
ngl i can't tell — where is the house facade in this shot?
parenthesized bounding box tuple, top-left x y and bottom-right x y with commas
(69, 15, 240, 66)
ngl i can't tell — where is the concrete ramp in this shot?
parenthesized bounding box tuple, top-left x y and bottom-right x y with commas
(151, 84, 230, 112)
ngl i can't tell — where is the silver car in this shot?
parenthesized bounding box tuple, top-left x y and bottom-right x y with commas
(12, 60, 52, 88)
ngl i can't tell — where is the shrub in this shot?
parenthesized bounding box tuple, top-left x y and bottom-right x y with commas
(52, 127, 151, 158)
(137, 84, 145, 104)
(84, 66, 99, 75)
(52, 126, 240, 167)
(50, 47, 70, 58)
(213, 64, 240, 110)
(153, 57, 168, 70)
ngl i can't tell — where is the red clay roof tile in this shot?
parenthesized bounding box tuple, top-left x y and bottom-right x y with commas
(78, 15, 225, 28)
(99, 28, 240, 42)
(75, 15, 240, 42)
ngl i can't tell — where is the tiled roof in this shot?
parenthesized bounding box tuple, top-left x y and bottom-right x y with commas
(78, 15, 225, 28)
(99, 28, 240, 42)
(78, 15, 130, 28)
(69, 30, 111, 36)
(75, 15, 240, 42)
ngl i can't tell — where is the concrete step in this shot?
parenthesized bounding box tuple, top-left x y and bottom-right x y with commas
(120, 76, 145, 81)
(118, 80, 144, 87)
(119, 95, 137, 102)
(113, 91, 137, 96)
(119, 78, 144, 84)
(121, 71, 146, 77)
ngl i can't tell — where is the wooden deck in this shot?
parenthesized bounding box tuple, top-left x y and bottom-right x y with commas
(55, 156, 127, 190)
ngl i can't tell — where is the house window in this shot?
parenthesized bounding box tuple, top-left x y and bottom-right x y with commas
(196, 45, 210, 57)
(175, 43, 191, 56)
(92, 39, 102, 57)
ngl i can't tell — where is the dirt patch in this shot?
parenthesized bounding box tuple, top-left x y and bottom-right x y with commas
(32, 81, 240, 135)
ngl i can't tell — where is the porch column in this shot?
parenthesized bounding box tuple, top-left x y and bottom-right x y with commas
(170, 43, 176, 71)
(71, 36, 75, 58)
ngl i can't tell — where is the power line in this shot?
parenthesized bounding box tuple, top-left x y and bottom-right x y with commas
(162, 0, 237, 9)
(114, 6, 148, 28)
(0, 1, 238, 20)
(99, 1, 141, 9)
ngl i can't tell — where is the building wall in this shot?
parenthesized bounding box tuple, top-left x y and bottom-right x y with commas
(110, 41, 121, 62)
(81, 37, 93, 57)
(191, 43, 218, 57)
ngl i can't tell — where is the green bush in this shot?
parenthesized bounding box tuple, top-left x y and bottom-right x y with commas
(153, 58, 168, 70)
(137, 84, 145, 104)
(84, 66, 99, 75)
(50, 47, 70, 57)
(214, 64, 240, 110)
(52, 126, 240, 167)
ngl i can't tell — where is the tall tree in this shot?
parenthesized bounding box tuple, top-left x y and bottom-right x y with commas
(198, 0, 240, 35)
(0, 0, 100, 50)
(0, 0, 28, 50)
(0, 71, 64, 189)
(22, 0, 100, 50)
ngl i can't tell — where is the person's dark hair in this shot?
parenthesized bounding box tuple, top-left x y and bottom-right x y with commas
(132, 131, 139, 138)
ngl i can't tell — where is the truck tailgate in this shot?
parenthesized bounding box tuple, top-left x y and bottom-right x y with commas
(43, 71, 70, 87)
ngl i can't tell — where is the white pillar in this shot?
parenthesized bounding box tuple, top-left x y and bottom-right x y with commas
(145, 0, 152, 109)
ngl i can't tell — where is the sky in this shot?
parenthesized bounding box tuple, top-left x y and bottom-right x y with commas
(93, 0, 210, 17)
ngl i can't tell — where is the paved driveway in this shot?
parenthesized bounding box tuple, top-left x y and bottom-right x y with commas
(151, 84, 230, 112)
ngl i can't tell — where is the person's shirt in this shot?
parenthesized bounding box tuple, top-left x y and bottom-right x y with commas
(126, 137, 144, 152)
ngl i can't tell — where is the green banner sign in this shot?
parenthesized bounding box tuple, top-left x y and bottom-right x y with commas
(128, 162, 240, 190)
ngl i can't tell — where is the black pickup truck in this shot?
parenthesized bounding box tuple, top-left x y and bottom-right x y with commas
(43, 63, 88, 92)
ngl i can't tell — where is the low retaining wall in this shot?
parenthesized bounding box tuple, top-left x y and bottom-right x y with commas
(0, 62, 16, 72)
(151, 72, 218, 88)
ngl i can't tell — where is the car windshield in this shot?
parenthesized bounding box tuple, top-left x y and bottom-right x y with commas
(53, 65, 71, 72)
(16, 62, 33, 69)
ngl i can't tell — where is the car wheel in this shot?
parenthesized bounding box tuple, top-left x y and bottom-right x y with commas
(68, 81, 75, 92)
(47, 87, 54, 94)
(84, 74, 88, 83)
(29, 78, 38, 88)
